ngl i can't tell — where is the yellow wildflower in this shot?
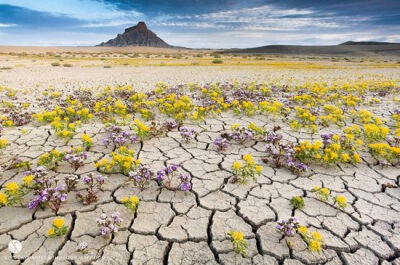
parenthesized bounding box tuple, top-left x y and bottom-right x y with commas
(232, 161, 242, 170)
(0, 193, 7, 205)
(53, 218, 65, 228)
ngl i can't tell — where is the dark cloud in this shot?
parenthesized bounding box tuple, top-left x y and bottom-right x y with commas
(0, 4, 84, 28)
(94, 0, 267, 14)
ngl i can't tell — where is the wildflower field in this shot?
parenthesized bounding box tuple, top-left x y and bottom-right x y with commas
(0, 52, 399, 265)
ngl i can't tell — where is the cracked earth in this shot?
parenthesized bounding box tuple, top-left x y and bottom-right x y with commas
(0, 66, 400, 265)
(1, 114, 399, 265)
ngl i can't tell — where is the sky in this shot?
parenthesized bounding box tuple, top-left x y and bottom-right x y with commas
(0, 0, 399, 48)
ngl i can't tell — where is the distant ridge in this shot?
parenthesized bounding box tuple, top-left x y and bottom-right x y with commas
(97, 22, 172, 48)
(340, 41, 397, 45)
(221, 41, 400, 57)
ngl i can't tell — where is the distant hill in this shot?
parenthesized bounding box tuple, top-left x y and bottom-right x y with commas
(340, 41, 396, 45)
(222, 41, 400, 57)
(97, 22, 172, 48)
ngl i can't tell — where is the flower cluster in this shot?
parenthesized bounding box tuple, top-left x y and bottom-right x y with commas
(156, 164, 183, 190)
(29, 185, 68, 213)
(232, 154, 263, 184)
(82, 133, 93, 149)
(47, 218, 68, 238)
(63, 147, 88, 170)
(313, 186, 347, 210)
(213, 137, 230, 151)
(368, 142, 400, 165)
(6, 157, 32, 171)
(295, 133, 362, 166)
(132, 118, 150, 141)
(363, 123, 390, 142)
(128, 164, 154, 190)
(96, 147, 139, 175)
(76, 173, 105, 205)
(121, 196, 140, 212)
(290, 196, 305, 209)
(264, 128, 309, 174)
(276, 217, 299, 236)
(96, 212, 123, 238)
(179, 126, 197, 142)
(312, 186, 330, 201)
(51, 119, 81, 139)
(0, 179, 32, 206)
(103, 125, 137, 147)
(38, 149, 66, 170)
(297, 226, 324, 252)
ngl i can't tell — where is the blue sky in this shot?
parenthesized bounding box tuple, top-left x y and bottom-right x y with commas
(0, 0, 399, 48)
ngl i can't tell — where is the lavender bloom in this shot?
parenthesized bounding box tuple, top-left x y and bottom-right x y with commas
(214, 137, 230, 151)
(179, 127, 197, 142)
(97, 212, 122, 238)
(276, 217, 299, 237)
(76, 173, 105, 205)
(129, 164, 154, 190)
(104, 125, 138, 147)
(180, 182, 192, 191)
(178, 173, 192, 191)
(28, 185, 67, 213)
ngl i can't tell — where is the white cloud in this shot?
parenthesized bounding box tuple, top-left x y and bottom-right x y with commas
(0, 23, 16, 27)
(80, 21, 137, 28)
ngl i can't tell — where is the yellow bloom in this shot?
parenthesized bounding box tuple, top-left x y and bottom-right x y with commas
(0, 193, 7, 205)
(121, 197, 129, 203)
(232, 161, 242, 170)
(255, 165, 263, 172)
(53, 218, 65, 228)
(0, 138, 8, 148)
(309, 240, 322, 252)
(353, 153, 362, 163)
(5, 182, 19, 193)
(312, 231, 323, 241)
(230, 231, 244, 241)
(341, 153, 350, 162)
(298, 226, 308, 234)
(82, 133, 92, 143)
(130, 196, 139, 204)
(320, 188, 330, 196)
(336, 195, 347, 205)
(243, 153, 253, 163)
(313, 141, 323, 150)
(23, 175, 34, 186)
(47, 228, 55, 236)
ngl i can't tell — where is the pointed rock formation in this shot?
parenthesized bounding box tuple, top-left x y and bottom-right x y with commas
(97, 21, 172, 48)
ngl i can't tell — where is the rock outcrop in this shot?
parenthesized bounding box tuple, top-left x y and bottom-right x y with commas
(97, 21, 171, 48)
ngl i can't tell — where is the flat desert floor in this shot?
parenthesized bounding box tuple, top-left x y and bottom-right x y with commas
(0, 48, 400, 265)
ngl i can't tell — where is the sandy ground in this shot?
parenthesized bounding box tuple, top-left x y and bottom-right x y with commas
(0, 65, 399, 92)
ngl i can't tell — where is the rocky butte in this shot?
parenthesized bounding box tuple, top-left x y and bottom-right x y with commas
(97, 21, 172, 48)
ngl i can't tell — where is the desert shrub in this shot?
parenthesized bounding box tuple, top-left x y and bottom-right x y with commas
(63, 63, 72, 67)
(212, 59, 223, 64)
(51, 62, 60, 67)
